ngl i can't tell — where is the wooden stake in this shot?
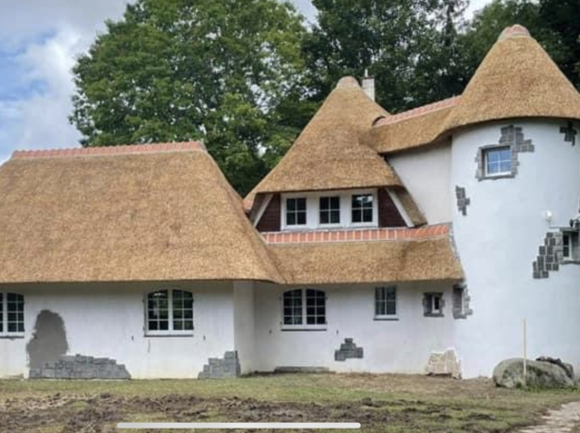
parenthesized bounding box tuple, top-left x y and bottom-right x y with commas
(523, 319, 528, 388)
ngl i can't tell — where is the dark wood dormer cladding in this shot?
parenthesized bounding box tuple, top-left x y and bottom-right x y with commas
(378, 188, 406, 227)
(256, 194, 281, 232)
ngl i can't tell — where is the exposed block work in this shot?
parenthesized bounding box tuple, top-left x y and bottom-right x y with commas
(455, 186, 470, 216)
(198, 351, 241, 379)
(533, 232, 563, 279)
(29, 354, 130, 380)
(335, 338, 364, 361)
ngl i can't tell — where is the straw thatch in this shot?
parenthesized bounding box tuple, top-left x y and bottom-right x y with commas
(368, 25, 580, 154)
(365, 99, 457, 154)
(0, 143, 283, 283)
(250, 77, 401, 197)
(394, 187, 427, 226)
(443, 25, 580, 131)
(269, 237, 463, 285)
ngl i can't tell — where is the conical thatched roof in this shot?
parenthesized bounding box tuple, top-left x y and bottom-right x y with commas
(0, 143, 282, 283)
(368, 25, 580, 154)
(250, 77, 401, 197)
(443, 24, 580, 131)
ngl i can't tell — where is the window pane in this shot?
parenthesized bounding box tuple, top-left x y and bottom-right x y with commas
(287, 199, 296, 211)
(174, 321, 183, 331)
(352, 194, 373, 223)
(297, 212, 306, 225)
(6, 293, 24, 333)
(159, 321, 169, 331)
(320, 211, 329, 224)
(330, 197, 340, 209)
(330, 211, 340, 224)
(287, 213, 296, 225)
(362, 209, 373, 222)
(0, 293, 3, 333)
(283, 290, 303, 325)
(183, 320, 193, 331)
(352, 209, 362, 223)
(320, 197, 329, 209)
(297, 198, 306, 211)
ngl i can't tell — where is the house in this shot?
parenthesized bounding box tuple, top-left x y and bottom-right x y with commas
(1, 25, 579, 380)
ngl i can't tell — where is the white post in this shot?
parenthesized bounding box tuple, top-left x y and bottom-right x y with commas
(523, 319, 527, 388)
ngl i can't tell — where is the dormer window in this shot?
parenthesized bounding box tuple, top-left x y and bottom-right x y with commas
(352, 194, 374, 224)
(319, 196, 340, 225)
(285, 197, 307, 226)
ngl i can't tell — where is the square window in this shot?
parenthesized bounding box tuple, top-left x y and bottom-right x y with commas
(352, 194, 374, 223)
(563, 231, 579, 261)
(286, 198, 307, 226)
(484, 146, 512, 176)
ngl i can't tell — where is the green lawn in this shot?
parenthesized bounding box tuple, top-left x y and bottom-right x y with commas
(1, 373, 579, 432)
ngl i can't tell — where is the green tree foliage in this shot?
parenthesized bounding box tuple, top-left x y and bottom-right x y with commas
(301, 0, 469, 112)
(70, 0, 310, 195)
(463, 0, 580, 88)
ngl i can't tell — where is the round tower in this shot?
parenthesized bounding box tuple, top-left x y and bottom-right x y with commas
(450, 25, 580, 378)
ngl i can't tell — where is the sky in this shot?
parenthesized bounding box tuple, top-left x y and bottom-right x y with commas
(0, 0, 491, 161)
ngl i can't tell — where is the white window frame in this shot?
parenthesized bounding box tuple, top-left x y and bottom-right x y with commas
(319, 195, 342, 227)
(281, 288, 327, 331)
(374, 286, 398, 320)
(280, 189, 378, 230)
(426, 293, 443, 316)
(0, 292, 25, 338)
(284, 196, 308, 228)
(145, 289, 194, 337)
(483, 146, 512, 177)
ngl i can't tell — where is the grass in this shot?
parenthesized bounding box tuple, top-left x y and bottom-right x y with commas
(1, 373, 580, 432)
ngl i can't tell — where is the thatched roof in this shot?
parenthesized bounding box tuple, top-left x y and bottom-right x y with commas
(369, 25, 580, 154)
(267, 225, 463, 284)
(0, 143, 283, 283)
(249, 77, 401, 198)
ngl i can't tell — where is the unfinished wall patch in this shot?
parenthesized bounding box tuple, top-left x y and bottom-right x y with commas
(533, 232, 563, 279)
(426, 349, 461, 378)
(29, 354, 130, 379)
(26, 310, 69, 370)
(560, 122, 577, 146)
(335, 338, 363, 361)
(475, 125, 534, 180)
(198, 351, 241, 379)
(455, 186, 470, 216)
(452, 284, 473, 319)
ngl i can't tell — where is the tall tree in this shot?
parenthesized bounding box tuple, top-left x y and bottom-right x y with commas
(462, 0, 580, 89)
(70, 0, 309, 195)
(301, 0, 469, 113)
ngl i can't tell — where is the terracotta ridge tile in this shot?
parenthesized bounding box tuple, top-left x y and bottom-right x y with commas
(11, 141, 206, 160)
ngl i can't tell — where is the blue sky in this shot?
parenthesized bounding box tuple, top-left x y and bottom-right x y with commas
(0, 0, 490, 162)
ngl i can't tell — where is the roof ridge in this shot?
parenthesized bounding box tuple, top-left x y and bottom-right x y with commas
(375, 96, 461, 127)
(11, 141, 206, 160)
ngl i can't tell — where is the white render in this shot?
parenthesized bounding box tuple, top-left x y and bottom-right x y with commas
(451, 119, 580, 378)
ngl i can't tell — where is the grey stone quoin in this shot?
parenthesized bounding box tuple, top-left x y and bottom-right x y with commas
(475, 125, 534, 180)
(560, 122, 577, 146)
(198, 351, 241, 379)
(334, 338, 363, 361)
(29, 354, 130, 379)
(455, 186, 470, 216)
(452, 284, 473, 319)
(533, 232, 563, 279)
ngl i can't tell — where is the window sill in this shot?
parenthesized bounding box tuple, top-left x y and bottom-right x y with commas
(480, 173, 515, 181)
(374, 316, 399, 321)
(144, 333, 194, 338)
(281, 327, 327, 332)
(0, 334, 25, 339)
(561, 260, 580, 265)
(424, 313, 444, 318)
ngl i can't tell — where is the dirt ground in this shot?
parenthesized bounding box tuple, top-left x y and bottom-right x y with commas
(1, 373, 579, 433)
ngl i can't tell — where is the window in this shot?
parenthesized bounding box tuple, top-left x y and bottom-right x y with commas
(0, 293, 24, 336)
(286, 198, 307, 226)
(423, 293, 444, 317)
(563, 231, 579, 261)
(352, 194, 374, 224)
(375, 287, 397, 319)
(319, 196, 340, 225)
(484, 146, 512, 176)
(146, 289, 193, 335)
(282, 289, 326, 329)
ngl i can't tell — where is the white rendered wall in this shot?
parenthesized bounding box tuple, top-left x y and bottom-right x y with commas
(0, 281, 235, 379)
(253, 282, 456, 374)
(388, 143, 452, 224)
(451, 119, 580, 378)
(233, 281, 255, 374)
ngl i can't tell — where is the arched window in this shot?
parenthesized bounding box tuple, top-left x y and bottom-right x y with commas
(0, 293, 24, 336)
(282, 289, 326, 329)
(146, 289, 193, 335)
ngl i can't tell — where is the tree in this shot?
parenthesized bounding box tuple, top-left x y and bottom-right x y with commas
(462, 0, 580, 89)
(301, 0, 469, 113)
(70, 0, 309, 195)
